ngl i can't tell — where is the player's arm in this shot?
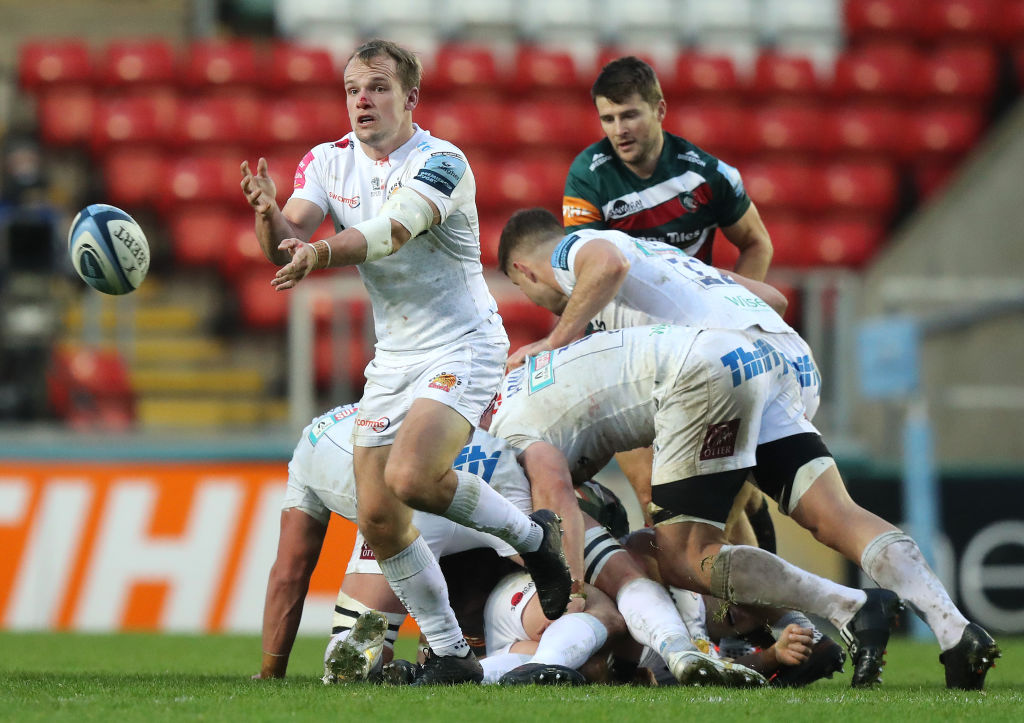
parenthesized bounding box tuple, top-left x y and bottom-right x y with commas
(518, 441, 587, 605)
(241, 158, 325, 266)
(732, 624, 813, 676)
(546, 238, 629, 347)
(272, 188, 440, 291)
(720, 203, 773, 282)
(716, 266, 788, 316)
(257, 508, 328, 678)
(563, 157, 607, 231)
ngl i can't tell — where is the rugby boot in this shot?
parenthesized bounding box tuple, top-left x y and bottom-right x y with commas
(380, 658, 419, 685)
(322, 610, 389, 684)
(498, 663, 587, 686)
(839, 588, 903, 688)
(409, 648, 483, 686)
(666, 649, 767, 688)
(519, 509, 572, 620)
(770, 634, 847, 687)
(939, 623, 1001, 690)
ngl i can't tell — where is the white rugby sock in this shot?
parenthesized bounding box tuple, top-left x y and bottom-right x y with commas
(669, 586, 713, 647)
(445, 469, 542, 552)
(480, 653, 531, 684)
(710, 545, 867, 631)
(377, 535, 468, 657)
(530, 612, 608, 669)
(860, 531, 968, 650)
(617, 578, 696, 658)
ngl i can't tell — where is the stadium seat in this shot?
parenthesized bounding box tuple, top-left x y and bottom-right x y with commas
(492, 157, 571, 211)
(755, 214, 807, 268)
(749, 103, 830, 155)
(907, 106, 985, 157)
(235, 269, 288, 329)
(662, 101, 750, 157)
(668, 52, 741, 97)
(182, 39, 260, 90)
(47, 344, 135, 431)
(172, 96, 254, 147)
(922, 0, 999, 43)
(102, 146, 168, 208)
(820, 159, 899, 218)
(96, 38, 176, 90)
(495, 298, 556, 352)
(168, 204, 235, 267)
(804, 219, 883, 267)
(478, 215, 505, 268)
(508, 99, 593, 150)
(18, 38, 92, 91)
(162, 152, 244, 209)
(314, 333, 370, 390)
(510, 45, 584, 96)
(843, 0, 919, 43)
(90, 95, 172, 153)
(261, 150, 310, 207)
(998, 0, 1024, 45)
(919, 44, 998, 102)
(416, 99, 508, 149)
(261, 98, 322, 148)
(219, 212, 273, 279)
(832, 43, 923, 100)
(423, 44, 502, 96)
(267, 42, 337, 92)
(740, 161, 822, 214)
(35, 85, 95, 146)
(828, 102, 910, 160)
(750, 52, 820, 98)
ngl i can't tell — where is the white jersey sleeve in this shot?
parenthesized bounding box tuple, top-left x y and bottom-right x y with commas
(288, 143, 334, 216)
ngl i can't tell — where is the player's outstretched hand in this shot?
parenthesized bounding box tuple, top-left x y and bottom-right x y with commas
(272, 238, 315, 290)
(240, 157, 278, 217)
(773, 624, 813, 667)
(506, 339, 554, 372)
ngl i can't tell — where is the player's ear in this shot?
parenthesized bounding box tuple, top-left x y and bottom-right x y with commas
(655, 98, 667, 123)
(405, 86, 419, 111)
(512, 260, 537, 282)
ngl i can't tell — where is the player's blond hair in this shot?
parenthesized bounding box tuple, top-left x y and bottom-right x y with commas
(498, 208, 564, 275)
(347, 39, 422, 92)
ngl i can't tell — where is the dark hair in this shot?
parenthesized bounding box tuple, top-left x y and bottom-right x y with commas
(347, 39, 422, 92)
(591, 56, 663, 107)
(497, 208, 564, 275)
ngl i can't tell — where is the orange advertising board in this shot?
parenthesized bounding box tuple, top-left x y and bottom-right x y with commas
(0, 461, 413, 636)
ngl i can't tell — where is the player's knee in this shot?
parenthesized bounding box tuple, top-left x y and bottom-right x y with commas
(381, 460, 429, 507)
(357, 511, 400, 547)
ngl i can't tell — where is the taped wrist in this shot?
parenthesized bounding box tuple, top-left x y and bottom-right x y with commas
(311, 239, 332, 270)
(353, 215, 394, 263)
(332, 591, 404, 648)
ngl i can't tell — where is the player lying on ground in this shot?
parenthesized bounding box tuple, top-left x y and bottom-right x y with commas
(488, 325, 1001, 689)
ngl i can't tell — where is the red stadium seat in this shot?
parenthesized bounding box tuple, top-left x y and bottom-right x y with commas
(267, 42, 337, 91)
(668, 52, 740, 97)
(162, 152, 243, 209)
(843, 0, 919, 43)
(832, 43, 923, 100)
(804, 220, 884, 267)
(182, 40, 260, 90)
(96, 38, 176, 89)
(235, 269, 288, 329)
(262, 98, 322, 148)
(220, 212, 273, 279)
(172, 96, 256, 147)
(18, 39, 92, 91)
(820, 160, 900, 218)
(908, 106, 985, 157)
(495, 298, 557, 352)
(510, 45, 583, 95)
(750, 52, 820, 98)
(922, 0, 999, 42)
(828, 102, 910, 160)
(314, 333, 370, 390)
(740, 161, 822, 214)
(91, 95, 172, 153)
(424, 44, 502, 95)
(492, 157, 567, 210)
(920, 44, 998, 102)
(168, 204, 235, 267)
(47, 344, 134, 431)
(478, 215, 505, 269)
(997, 0, 1024, 45)
(508, 99, 593, 150)
(416, 100, 507, 149)
(36, 85, 95, 146)
(103, 146, 167, 208)
(749, 103, 830, 155)
(755, 215, 808, 269)
(662, 101, 750, 157)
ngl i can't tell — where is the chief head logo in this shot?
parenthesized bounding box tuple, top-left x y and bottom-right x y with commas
(428, 372, 459, 392)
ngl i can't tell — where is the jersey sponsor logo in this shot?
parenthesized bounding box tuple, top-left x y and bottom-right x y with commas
(720, 338, 786, 387)
(562, 197, 602, 227)
(453, 444, 502, 483)
(607, 197, 646, 220)
(699, 418, 741, 460)
(427, 372, 459, 392)
(589, 152, 612, 171)
(355, 416, 391, 433)
(510, 581, 535, 610)
(527, 351, 555, 393)
(413, 153, 467, 196)
(294, 150, 315, 189)
(337, 138, 351, 149)
(551, 233, 582, 269)
(328, 191, 360, 208)
(307, 405, 358, 444)
(359, 542, 376, 560)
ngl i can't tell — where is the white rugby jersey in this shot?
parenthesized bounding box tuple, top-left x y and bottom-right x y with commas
(285, 404, 531, 524)
(290, 126, 502, 352)
(489, 326, 700, 483)
(550, 229, 793, 335)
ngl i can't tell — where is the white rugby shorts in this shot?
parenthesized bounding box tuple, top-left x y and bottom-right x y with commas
(651, 328, 818, 487)
(482, 570, 536, 657)
(352, 323, 508, 447)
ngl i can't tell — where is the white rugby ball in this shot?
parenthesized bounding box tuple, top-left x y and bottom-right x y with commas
(68, 203, 150, 295)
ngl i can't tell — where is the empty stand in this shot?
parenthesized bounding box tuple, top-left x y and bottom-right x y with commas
(182, 39, 261, 90)
(922, 0, 1000, 43)
(267, 42, 337, 91)
(18, 38, 92, 90)
(843, 0, 918, 44)
(751, 52, 821, 98)
(102, 146, 167, 208)
(920, 44, 999, 102)
(96, 38, 176, 90)
(749, 102, 830, 155)
(669, 52, 741, 98)
(35, 85, 95, 146)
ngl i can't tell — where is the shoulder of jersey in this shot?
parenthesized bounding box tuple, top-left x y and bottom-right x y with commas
(665, 132, 719, 169)
(572, 138, 616, 176)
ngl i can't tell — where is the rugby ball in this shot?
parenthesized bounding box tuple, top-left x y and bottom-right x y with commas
(68, 204, 150, 295)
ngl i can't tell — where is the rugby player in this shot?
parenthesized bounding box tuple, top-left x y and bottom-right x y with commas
(488, 325, 1000, 689)
(241, 39, 569, 684)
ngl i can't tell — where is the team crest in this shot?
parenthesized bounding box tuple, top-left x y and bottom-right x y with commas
(428, 372, 459, 392)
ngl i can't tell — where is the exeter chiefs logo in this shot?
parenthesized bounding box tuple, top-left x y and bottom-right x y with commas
(428, 372, 459, 392)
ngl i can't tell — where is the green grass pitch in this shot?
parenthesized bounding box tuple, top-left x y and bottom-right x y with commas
(2, 632, 1021, 722)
